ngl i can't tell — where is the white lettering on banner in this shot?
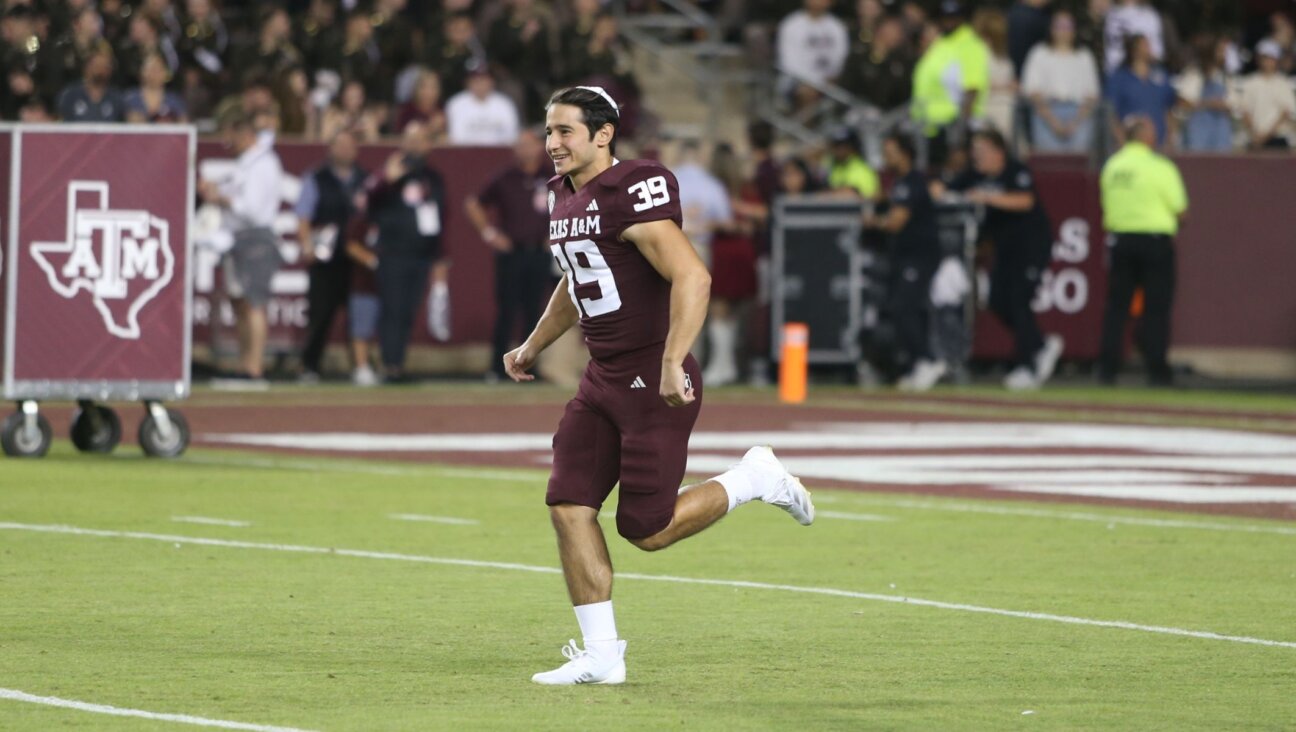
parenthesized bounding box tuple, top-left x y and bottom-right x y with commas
(1054, 217, 1090, 263)
(29, 181, 174, 340)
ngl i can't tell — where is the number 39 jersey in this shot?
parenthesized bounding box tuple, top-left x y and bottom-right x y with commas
(547, 159, 684, 362)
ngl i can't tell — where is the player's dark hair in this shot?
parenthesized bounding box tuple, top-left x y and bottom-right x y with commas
(547, 86, 620, 156)
(885, 132, 916, 162)
(972, 128, 1009, 154)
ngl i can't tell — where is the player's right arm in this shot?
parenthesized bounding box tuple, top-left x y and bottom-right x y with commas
(503, 275, 579, 382)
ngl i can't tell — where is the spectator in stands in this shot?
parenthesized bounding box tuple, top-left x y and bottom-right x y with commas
(838, 14, 913, 112)
(865, 133, 945, 392)
(561, 0, 602, 80)
(394, 69, 447, 140)
(704, 143, 761, 387)
(676, 139, 733, 271)
(1263, 12, 1295, 76)
(1022, 10, 1102, 153)
(1176, 34, 1235, 152)
(58, 48, 125, 122)
(364, 121, 448, 379)
(1107, 34, 1177, 148)
(912, 0, 990, 167)
(975, 8, 1017, 139)
(141, 0, 183, 44)
(371, 0, 418, 104)
(125, 52, 187, 123)
(826, 127, 879, 200)
(177, 0, 228, 84)
(563, 14, 642, 135)
(776, 0, 850, 108)
(4, 5, 63, 115)
(1103, 0, 1162, 72)
(431, 12, 487, 99)
(486, 0, 555, 123)
(296, 128, 367, 383)
(779, 156, 822, 196)
(294, 0, 342, 78)
(200, 108, 285, 384)
(446, 69, 520, 146)
(274, 66, 313, 136)
(339, 10, 381, 102)
(1008, 0, 1051, 79)
(1239, 40, 1296, 151)
(55, 7, 111, 84)
(116, 12, 179, 88)
(464, 128, 553, 383)
(1098, 115, 1187, 386)
(849, 0, 887, 52)
(320, 79, 382, 142)
(235, 6, 301, 90)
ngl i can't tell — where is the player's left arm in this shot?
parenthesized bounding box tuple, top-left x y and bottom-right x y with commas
(622, 219, 711, 407)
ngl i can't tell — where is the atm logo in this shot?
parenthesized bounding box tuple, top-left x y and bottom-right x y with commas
(29, 181, 175, 340)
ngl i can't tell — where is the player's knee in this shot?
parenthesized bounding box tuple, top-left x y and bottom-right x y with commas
(628, 533, 670, 552)
(548, 503, 596, 533)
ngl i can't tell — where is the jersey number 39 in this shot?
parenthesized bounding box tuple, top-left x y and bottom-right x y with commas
(628, 176, 670, 213)
(552, 239, 622, 318)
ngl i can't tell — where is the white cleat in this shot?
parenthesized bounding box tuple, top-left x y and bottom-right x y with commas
(531, 639, 627, 686)
(1034, 334, 1065, 385)
(741, 446, 815, 526)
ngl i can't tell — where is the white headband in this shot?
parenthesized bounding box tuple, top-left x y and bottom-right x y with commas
(575, 86, 620, 117)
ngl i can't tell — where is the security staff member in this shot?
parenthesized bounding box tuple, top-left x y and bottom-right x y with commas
(465, 128, 553, 382)
(295, 129, 367, 381)
(865, 133, 945, 391)
(364, 120, 447, 381)
(1098, 115, 1188, 386)
(946, 129, 1063, 390)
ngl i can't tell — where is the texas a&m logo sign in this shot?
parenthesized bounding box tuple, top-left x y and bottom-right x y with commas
(28, 181, 174, 340)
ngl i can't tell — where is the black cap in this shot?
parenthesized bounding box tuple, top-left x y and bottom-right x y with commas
(829, 127, 861, 150)
(938, 0, 965, 17)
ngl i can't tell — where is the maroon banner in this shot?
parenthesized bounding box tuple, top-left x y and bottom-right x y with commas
(5, 126, 192, 389)
(193, 140, 515, 357)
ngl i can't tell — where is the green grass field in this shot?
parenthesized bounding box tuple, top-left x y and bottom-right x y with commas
(2, 435, 1294, 731)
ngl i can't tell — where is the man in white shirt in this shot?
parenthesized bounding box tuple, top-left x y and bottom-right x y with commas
(1103, 0, 1163, 72)
(198, 108, 285, 383)
(1240, 40, 1296, 150)
(776, 0, 849, 101)
(445, 69, 521, 146)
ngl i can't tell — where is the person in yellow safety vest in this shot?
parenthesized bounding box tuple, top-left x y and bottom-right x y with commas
(1098, 114, 1188, 387)
(911, 0, 990, 166)
(826, 127, 880, 200)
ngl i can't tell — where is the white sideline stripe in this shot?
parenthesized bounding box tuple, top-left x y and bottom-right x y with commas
(3, 522, 1293, 651)
(817, 511, 895, 522)
(840, 498, 1296, 536)
(182, 456, 542, 482)
(388, 513, 480, 526)
(0, 687, 316, 732)
(171, 516, 251, 528)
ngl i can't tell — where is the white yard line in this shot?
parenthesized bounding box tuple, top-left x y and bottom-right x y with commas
(171, 516, 251, 528)
(388, 514, 480, 526)
(2, 521, 1293, 651)
(182, 455, 542, 482)
(0, 688, 316, 732)
(817, 511, 895, 522)
(836, 497, 1296, 536)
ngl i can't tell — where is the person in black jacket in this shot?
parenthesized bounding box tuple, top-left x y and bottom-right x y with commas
(363, 120, 447, 381)
(295, 129, 367, 382)
(946, 129, 1063, 390)
(866, 133, 945, 391)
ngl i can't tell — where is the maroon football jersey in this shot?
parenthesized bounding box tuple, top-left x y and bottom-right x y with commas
(547, 159, 684, 361)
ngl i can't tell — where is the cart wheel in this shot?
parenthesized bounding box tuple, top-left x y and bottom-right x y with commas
(70, 404, 122, 454)
(1, 411, 53, 458)
(139, 408, 190, 458)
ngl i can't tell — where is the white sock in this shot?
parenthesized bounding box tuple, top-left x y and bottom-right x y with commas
(574, 601, 619, 657)
(714, 466, 761, 512)
(707, 318, 740, 376)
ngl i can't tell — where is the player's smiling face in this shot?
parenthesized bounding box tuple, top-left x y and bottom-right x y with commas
(545, 103, 610, 180)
